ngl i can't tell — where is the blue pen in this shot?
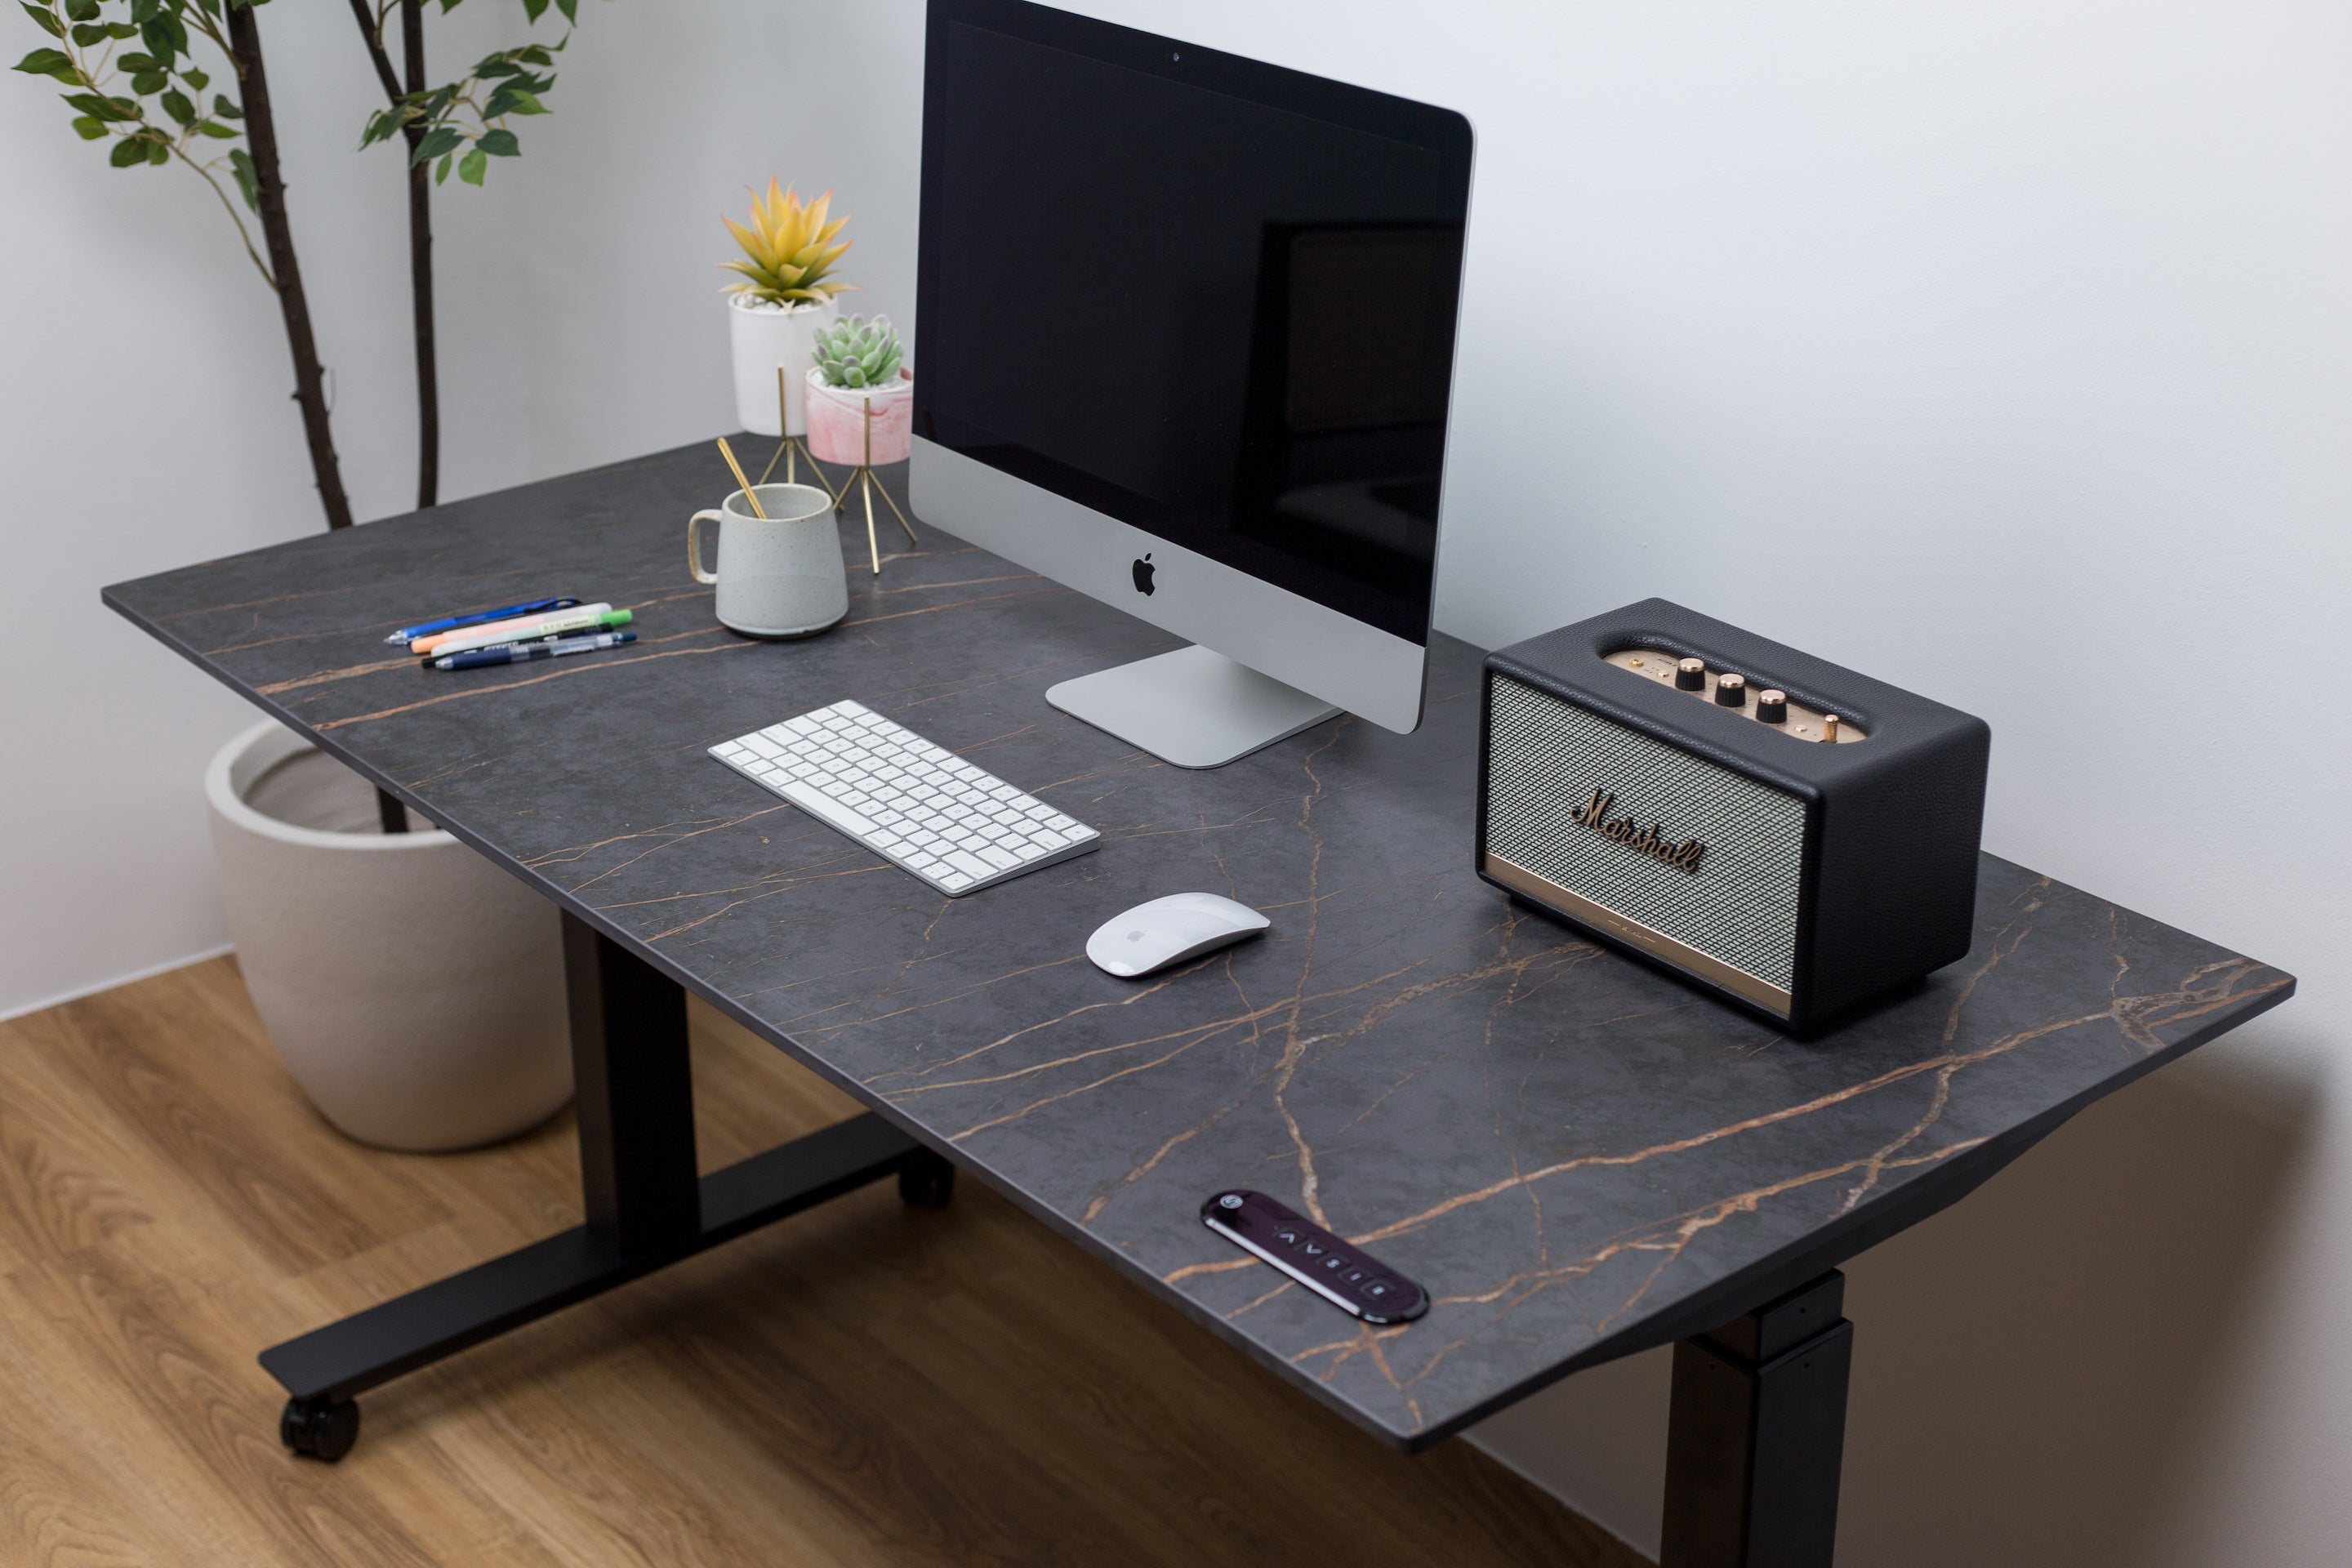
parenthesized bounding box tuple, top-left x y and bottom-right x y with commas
(385, 596, 581, 644)
(433, 630, 636, 670)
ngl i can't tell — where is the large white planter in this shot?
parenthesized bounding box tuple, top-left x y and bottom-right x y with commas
(206, 719, 572, 1152)
(729, 294, 838, 435)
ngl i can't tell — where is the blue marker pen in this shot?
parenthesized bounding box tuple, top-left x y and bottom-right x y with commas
(433, 630, 636, 670)
(385, 596, 580, 644)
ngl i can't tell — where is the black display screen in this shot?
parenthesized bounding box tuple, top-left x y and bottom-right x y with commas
(915, 1, 1472, 644)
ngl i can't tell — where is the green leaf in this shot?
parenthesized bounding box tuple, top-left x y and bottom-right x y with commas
(521, 0, 546, 20)
(109, 135, 148, 167)
(516, 45, 551, 66)
(139, 16, 175, 63)
(410, 123, 461, 167)
(131, 69, 164, 93)
(228, 145, 256, 210)
(180, 65, 205, 87)
(475, 127, 519, 157)
(212, 91, 238, 118)
(484, 85, 546, 118)
(457, 145, 485, 185)
(556, 0, 576, 21)
(117, 51, 158, 70)
(12, 46, 75, 82)
(63, 0, 98, 20)
(107, 21, 136, 38)
(127, 0, 158, 20)
(70, 113, 105, 138)
(434, 151, 452, 185)
(145, 134, 167, 164)
(70, 21, 109, 45)
(160, 87, 194, 125)
(21, 4, 64, 41)
(62, 90, 136, 118)
(194, 118, 234, 137)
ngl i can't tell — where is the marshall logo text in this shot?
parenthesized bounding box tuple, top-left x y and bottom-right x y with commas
(1570, 789, 1707, 874)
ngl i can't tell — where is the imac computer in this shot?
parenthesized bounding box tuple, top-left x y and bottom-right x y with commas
(911, 0, 1473, 768)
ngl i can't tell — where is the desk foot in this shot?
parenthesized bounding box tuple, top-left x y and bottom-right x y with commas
(259, 1112, 930, 1439)
(281, 1395, 361, 1463)
(1659, 1271, 1851, 1568)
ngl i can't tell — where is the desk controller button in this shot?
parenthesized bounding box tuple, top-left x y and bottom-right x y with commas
(1199, 1190, 1428, 1325)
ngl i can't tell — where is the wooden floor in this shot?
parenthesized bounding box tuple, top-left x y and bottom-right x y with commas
(0, 958, 1643, 1567)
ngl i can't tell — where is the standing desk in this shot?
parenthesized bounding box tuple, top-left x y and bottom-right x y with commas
(105, 443, 2292, 1565)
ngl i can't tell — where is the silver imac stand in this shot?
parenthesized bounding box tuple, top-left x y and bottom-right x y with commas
(1045, 645, 1341, 769)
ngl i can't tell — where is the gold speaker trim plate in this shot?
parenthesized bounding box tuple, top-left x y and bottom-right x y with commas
(1482, 853, 1794, 1018)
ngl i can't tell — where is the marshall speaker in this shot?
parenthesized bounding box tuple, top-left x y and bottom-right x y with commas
(1477, 599, 1990, 1034)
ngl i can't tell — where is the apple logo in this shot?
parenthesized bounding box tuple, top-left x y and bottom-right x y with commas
(1131, 553, 1156, 595)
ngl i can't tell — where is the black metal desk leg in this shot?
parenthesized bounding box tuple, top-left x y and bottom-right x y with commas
(564, 911, 702, 1251)
(1659, 1272, 1852, 1568)
(263, 911, 941, 1462)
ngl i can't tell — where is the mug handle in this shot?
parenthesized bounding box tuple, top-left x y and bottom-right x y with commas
(688, 509, 723, 585)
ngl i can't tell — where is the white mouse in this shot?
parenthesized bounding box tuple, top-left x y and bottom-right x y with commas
(1087, 892, 1270, 978)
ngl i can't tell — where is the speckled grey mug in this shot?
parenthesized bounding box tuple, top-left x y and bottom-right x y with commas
(688, 483, 848, 639)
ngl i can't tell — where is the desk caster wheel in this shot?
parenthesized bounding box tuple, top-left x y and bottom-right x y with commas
(899, 1151, 956, 1209)
(281, 1396, 360, 1463)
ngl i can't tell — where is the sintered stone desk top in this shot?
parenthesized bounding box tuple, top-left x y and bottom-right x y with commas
(105, 442, 2292, 1448)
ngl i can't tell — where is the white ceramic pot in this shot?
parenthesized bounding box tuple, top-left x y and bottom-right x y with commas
(206, 719, 572, 1152)
(805, 366, 915, 465)
(729, 294, 838, 436)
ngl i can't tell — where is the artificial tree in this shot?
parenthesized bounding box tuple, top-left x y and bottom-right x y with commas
(13, 0, 595, 523)
(18, 0, 597, 830)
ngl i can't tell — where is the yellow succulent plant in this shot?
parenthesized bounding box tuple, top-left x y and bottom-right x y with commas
(720, 178, 855, 308)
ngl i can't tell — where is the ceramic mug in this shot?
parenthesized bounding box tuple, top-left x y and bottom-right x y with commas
(688, 483, 849, 638)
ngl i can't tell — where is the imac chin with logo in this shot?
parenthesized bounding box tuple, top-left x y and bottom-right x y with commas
(909, 0, 1473, 769)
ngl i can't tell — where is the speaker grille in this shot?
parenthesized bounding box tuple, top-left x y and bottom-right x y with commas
(1485, 673, 1805, 991)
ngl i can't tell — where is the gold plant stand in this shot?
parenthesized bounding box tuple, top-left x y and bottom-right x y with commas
(834, 394, 920, 576)
(758, 368, 840, 503)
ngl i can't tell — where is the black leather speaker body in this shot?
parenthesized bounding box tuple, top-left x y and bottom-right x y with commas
(1477, 599, 1990, 1036)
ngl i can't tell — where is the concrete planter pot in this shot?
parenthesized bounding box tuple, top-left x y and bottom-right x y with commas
(205, 719, 572, 1152)
(729, 294, 838, 435)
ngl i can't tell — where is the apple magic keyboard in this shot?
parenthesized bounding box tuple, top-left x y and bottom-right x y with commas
(710, 700, 1101, 897)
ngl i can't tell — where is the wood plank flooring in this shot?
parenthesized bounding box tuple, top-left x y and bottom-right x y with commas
(0, 958, 1645, 1567)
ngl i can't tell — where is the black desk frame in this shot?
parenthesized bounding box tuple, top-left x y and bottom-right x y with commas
(266, 913, 954, 1462)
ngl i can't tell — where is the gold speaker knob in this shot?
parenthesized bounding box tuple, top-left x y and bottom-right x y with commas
(1714, 672, 1747, 707)
(1756, 689, 1788, 724)
(1675, 657, 1706, 692)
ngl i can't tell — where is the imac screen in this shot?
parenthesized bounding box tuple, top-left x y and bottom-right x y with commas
(917, 11, 1472, 644)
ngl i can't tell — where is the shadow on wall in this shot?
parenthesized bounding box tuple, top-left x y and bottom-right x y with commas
(1468, 1049, 2317, 1566)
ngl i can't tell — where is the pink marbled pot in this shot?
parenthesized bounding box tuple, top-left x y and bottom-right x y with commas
(805, 366, 914, 466)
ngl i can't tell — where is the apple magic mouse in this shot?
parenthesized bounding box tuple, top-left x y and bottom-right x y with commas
(1086, 892, 1270, 978)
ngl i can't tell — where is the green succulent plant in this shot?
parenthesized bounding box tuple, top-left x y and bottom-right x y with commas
(811, 313, 905, 389)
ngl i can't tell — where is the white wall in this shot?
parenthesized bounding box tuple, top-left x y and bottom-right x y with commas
(7, 2, 2348, 1561)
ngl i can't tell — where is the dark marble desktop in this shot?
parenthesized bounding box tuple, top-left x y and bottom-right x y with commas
(105, 443, 2292, 1449)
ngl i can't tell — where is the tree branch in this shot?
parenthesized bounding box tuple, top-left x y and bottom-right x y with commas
(344, 0, 403, 107)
